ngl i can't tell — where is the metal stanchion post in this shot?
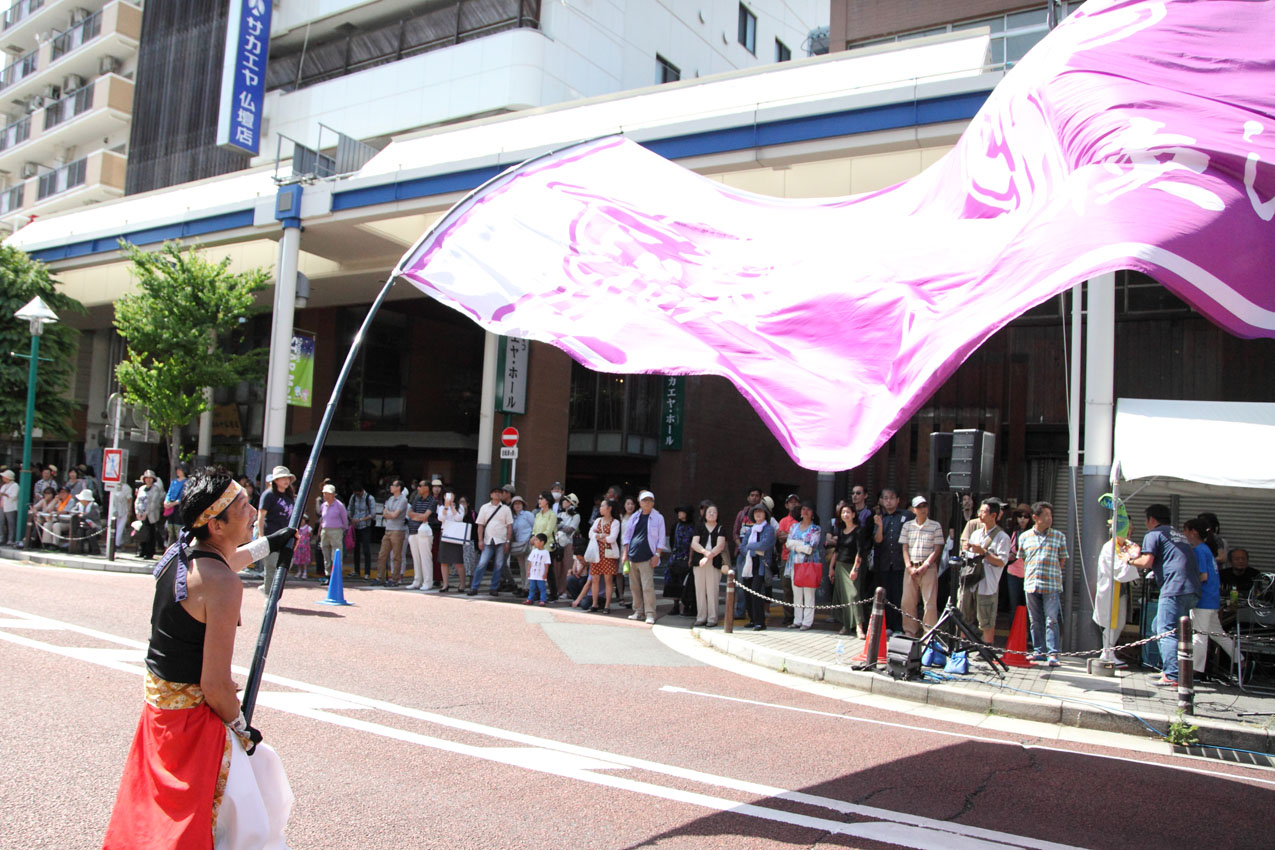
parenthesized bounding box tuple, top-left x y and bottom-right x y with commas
(69, 515, 80, 555)
(724, 570, 735, 634)
(1178, 615, 1194, 715)
(866, 587, 886, 668)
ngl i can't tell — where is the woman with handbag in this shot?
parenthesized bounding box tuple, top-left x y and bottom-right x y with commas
(663, 506, 695, 616)
(785, 502, 823, 630)
(830, 504, 871, 638)
(1006, 505, 1032, 620)
(436, 492, 466, 592)
(555, 494, 582, 600)
(736, 503, 776, 630)
(582, 498, 620, 613)
(690, 503, 728, 626)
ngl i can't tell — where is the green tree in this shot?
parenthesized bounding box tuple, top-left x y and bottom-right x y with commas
(113, 241, 270, 472)
(0, 245, 84, 440)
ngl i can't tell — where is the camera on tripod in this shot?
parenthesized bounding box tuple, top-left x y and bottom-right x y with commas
(954, 553, 985, 590)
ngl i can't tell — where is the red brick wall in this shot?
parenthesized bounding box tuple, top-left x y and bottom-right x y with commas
(830, 0, 1038, 48)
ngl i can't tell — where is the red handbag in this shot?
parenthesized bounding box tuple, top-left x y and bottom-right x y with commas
(793, 560, 822, 588)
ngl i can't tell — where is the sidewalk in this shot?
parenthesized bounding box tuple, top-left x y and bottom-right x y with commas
(693, 621, 1275, 756)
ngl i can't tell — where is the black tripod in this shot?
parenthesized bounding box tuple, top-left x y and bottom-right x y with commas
(919, 599, 1008, 677)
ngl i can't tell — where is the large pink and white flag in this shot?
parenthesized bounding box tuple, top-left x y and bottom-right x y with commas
(395, 0, 1275, 471)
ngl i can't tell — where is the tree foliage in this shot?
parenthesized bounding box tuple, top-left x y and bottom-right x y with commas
(0, 245, 84, 440)
(113, 241, 270, 470)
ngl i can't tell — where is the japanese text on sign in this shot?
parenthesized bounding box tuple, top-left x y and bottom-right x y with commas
(496, 336, 529, 414)
(216, 0, 273, 156)
(661, 376, 683, 451)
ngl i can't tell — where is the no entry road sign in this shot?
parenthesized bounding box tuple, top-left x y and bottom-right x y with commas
(501, 427, 519, 447)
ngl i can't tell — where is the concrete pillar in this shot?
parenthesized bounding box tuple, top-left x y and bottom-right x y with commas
(1064, 286, 1083, 649)
(1078, 271, 1116, 651)
(474, 331, 498, 504)
(816, 472, 835, 533)
(261, 186, 302, 481)
(196, 385, 213, 467)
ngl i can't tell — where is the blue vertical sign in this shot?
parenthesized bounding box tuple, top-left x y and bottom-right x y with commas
(216, 0, 272, 156)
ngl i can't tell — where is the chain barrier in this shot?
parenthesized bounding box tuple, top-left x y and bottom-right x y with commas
(30, 518, 108, 543)
(729, 573, 873, 611)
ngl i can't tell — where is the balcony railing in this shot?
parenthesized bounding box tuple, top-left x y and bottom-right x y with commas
(43, 82, 94, 130)
(1, 0, 42, 31)
(50, 10, 102, 61)
(0, 47, 38, 91)
(35, 156, 86, 200)
(0, 114, 31, 151)
(0, 183, 23, 214)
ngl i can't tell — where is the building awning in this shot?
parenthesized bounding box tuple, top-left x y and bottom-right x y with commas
(1114, 398, 1275, 492)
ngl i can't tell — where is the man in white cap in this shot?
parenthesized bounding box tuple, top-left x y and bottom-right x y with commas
(0, 469, 18, 545)
(899, 495, 944, 637)
(257, 466, 296, 593)
(405, 479, 437, 590)
(621, 490, 668, 624)
(318, 484, 348, 585)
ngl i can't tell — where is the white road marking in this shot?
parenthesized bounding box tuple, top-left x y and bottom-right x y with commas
(0, 604, 1091, 850)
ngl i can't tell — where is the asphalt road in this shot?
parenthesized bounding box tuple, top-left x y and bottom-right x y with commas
(0, 559, 1270, 850)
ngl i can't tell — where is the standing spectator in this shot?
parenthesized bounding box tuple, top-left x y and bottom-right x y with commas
(830, 504, 871, 638)
(736, 502, 776, 630)
(732, 487, 764, 557)
(110, 476, 133, 552)
(405, 479, 437, 590)
(82, 465, 103, 507)
(583, 498, 621, 614)
(162, 465, 187, 547)
(1129, 504, 1202, 686)
(457, 493, 479, 579)
(616, 495, 637, 607)
(375, 480, 408, 586)
(436, 491, 466, 591)
(293, 516, 314, 580)
(33, 465, 57, 501)
(873, 489, 909, 633)
(958, 499, 1010, 646)
(530, 491, 559, 596)
(347, 483, 375, 580)
(1005, 506, 1032, 621)
(775, 494, 802, 627)
(134, 471, 164, 559)
(1093, 512, 1139, 665)
(239, 477, 257, 513)
(470, 486, 514, 596)
(555, 494, 582, 600)
(1018, 501, 1070, 667)
(690, 503, 728, 627)
(256, 466, 295, 595)
(1196, 512, 1228, 566)
(508, 495, 535, 591)
(524, 533, 551, 605)
(621, 490, 667, 625)
(899, 496, 944, 638)
(785, 502, 823, 630)
(318, 484, 349, 585)
(66, 467, 85, 498)
(549, 482, 565, 512)
(591, 485, 624, 522)
(0, 469, 18, 544)
(1183, 518, 1235, 677)
(664, 506, 695, 617)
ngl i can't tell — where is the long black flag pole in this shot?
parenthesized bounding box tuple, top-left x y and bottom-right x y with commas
(240, 271, 399, 723)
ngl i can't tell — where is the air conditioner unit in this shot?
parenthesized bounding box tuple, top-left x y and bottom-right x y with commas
(99, 55, 119, 75)
(69, 8, 91, 24)
(34, 30, 53, 44)
(24, 95, 43, 112)
(20, 162, 39, 178)
(62, 74, 85, 92)
(41, 85, 60, 100)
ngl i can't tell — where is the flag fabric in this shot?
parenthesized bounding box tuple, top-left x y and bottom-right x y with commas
(394, 0, 1275, 471)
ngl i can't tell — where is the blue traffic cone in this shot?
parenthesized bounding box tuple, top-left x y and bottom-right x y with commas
(317, 549, 352, 606)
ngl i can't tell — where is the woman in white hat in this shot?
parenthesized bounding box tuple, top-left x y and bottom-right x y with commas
(0, 469, 19, 545)
(257, 466, 296, 592)
(133, 471, 165, 558)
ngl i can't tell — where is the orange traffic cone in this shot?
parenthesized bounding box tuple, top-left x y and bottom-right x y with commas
(1002, 606, 1032, 668)
(852, 627, 889, 662)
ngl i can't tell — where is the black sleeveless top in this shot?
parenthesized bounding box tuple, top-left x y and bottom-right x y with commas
(145, 549, 229, 685)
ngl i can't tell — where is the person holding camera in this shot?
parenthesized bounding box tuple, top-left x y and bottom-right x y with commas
(957, 499, 1010, 646)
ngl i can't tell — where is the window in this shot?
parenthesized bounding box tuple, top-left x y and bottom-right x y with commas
(737, 4, 756, 54)
(775, 39, 790, 62)
(847, 8, 1053, 68)
(656, 54, 680, 84)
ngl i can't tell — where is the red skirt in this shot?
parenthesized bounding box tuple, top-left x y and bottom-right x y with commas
(591, 555, 618, 576)
(103, 680, 229, 850)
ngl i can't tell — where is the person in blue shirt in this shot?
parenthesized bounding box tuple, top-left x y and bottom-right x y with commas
(1183, 517, 1235, 678)
(735, 502, 776, 631)
(1129, 504, 1203, 686)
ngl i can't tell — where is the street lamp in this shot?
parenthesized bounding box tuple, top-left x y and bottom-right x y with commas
(13, 296, 58, 547)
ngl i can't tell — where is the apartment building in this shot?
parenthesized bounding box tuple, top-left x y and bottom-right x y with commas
(0, 0, 140, 232)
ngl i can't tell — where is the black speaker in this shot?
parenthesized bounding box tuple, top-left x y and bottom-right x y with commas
(885, 635, 924, 681)
(947, 429, 995, 493)
(929, 432, 953, 492)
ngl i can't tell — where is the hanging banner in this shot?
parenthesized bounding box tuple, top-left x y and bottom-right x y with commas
(287, 332, 314, 408)
(393, 0, 1275, 471)
(495, 336, 529, 414)
(216, 0, 273, 156)
(661, 376, 684, 451)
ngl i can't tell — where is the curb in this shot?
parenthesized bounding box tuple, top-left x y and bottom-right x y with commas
(1, 545, 154, 575)
(692, 627, 1274, 755)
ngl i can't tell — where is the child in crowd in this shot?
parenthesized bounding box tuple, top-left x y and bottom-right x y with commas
(293, 515, 314, 579)
(525, 533, 551, 606)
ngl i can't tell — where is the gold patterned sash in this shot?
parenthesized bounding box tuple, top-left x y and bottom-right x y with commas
(144, 670, 207, 710)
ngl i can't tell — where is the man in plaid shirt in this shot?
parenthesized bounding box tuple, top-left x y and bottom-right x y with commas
(899, 496, 944, 636)
(1018, 501, 1069, 666)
